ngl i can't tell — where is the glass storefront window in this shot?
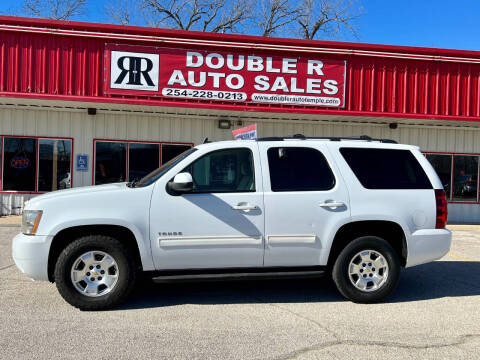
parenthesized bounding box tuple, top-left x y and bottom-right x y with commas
(38, 139, 72, 191)
(128, 143, 159, 182)
(3, 137, 36, 191)
(426, 154, 452, 200)
(95, 140, 192, 185)
(452, 155, 478, 201)
(0, 137, 192, 191)
(95, 141, 127, 185)
(162, 144, 192, 164)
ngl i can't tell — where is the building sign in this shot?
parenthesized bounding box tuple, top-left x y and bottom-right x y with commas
(233, 124, 258, 140)
(105, 44, 346, 108)
(76, 154, 88, 171)
(110, 51, 159, 92)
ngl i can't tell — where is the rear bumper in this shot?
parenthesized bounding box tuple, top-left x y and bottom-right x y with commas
(405, 228, 452, 268)
(12, 233, 51, 281)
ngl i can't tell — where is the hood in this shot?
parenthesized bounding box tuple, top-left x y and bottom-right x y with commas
(25, 183, 128, 209)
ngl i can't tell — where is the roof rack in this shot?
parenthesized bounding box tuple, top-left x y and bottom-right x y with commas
(257, 134, 397, 144)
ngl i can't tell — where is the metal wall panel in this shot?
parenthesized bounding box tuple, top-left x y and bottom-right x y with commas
(0, 25, 479, 122)
(448, 204, 480, 224)
(4, 106, 480, 154)
(1, 105, 480, 222)
(346, 60, 480, 119)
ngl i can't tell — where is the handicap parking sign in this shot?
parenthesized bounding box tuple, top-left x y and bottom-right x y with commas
(76, 154, 88, 171)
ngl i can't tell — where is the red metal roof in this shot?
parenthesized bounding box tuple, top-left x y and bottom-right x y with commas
(0, 15, 479, 122)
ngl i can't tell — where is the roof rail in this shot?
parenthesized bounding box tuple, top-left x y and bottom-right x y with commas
(257, 134, 397, 144)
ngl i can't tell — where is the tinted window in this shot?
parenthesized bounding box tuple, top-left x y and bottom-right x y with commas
(184, 148, 255, 193)
(162, 144, 192, 164)
(267, 147, 335, 192)
(340, 148, 432, 189)
(3, 137, 36, 191)
(38, 139, 72, 191)
(95, 141, 126, 185)
(129, 143, 159, 182)
(452, 155, 478, 201)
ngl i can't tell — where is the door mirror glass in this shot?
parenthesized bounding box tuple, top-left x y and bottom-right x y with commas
(168, 172, 193, 194)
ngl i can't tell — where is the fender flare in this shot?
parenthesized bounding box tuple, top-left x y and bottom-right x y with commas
(49, 218, 155, 271)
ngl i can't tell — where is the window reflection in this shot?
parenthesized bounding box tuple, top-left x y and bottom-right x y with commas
(94, 141, 193, 185)
(162, 144, 192, 164)
(38, 139, 72, 191)
(129, 143, 159, 182)
(184, 148, 255, 193)
(95, 142, 127, 185)
(453, 156, 478, 201)
(426, 154, 452, 200)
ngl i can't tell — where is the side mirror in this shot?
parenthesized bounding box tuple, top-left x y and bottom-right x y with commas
(167, 172, 193, 194)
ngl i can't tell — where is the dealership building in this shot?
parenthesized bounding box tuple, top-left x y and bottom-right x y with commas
(0, 16, 479, 223)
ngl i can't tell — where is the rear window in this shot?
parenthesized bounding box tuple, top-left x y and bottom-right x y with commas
(340, 148, 432, 189)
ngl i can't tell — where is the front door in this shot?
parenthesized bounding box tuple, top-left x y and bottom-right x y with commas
(258, 142, 350, 267)
(150, 143, 265, 270)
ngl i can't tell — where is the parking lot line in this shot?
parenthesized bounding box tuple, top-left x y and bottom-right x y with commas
(446, 252, 471, 262)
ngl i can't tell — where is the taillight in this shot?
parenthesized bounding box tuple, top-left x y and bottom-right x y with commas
(435, 189, 448, 229)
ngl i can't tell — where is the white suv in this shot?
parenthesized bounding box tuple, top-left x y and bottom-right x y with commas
(12, 135, 452, 310)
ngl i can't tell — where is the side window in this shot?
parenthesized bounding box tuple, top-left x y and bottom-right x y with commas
(340, 148, 432, 189)
(184, 148, 255, 193)
(267, 147, 335, 192)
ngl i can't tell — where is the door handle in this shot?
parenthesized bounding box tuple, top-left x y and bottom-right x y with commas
(232, 203, 258, 211)
(319, 201, 345, 208)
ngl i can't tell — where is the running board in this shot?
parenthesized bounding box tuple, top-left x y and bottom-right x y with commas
(150, 267, 326, 283)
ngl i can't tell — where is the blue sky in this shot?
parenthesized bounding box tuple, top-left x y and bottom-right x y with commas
(1, 0, 479, 51)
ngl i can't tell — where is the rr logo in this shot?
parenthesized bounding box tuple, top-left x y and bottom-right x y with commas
(115, 56, 155, 86)
(110, 51, 159, 91)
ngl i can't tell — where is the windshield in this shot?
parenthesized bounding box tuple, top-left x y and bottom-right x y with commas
(131, 148, 197, 188)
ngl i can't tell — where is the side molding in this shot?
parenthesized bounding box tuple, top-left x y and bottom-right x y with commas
(159, 235, 263, 247)
(267, 235, 318, 245)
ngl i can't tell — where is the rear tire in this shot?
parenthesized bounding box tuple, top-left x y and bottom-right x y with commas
(332, 236, 400, 303)
(54, 235, 137, 311)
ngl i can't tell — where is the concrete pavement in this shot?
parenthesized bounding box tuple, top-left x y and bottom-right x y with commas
(1, 226, 479, 360)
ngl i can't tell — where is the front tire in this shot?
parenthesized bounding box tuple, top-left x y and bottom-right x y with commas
(332, 236, 400, 303)
(54, 235, 137, 311)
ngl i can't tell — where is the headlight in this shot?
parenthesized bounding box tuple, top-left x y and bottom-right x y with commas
(22, 210, 43, 235)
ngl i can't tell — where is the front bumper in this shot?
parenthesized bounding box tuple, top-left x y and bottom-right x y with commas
(12, 233, 52, 281)
(405, 228, 452, 268)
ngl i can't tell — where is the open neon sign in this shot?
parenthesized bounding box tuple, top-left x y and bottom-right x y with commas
(10, 156, 30, 169)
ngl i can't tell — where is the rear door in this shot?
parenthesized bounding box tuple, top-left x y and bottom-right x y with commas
(258, 142, 350, 267)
